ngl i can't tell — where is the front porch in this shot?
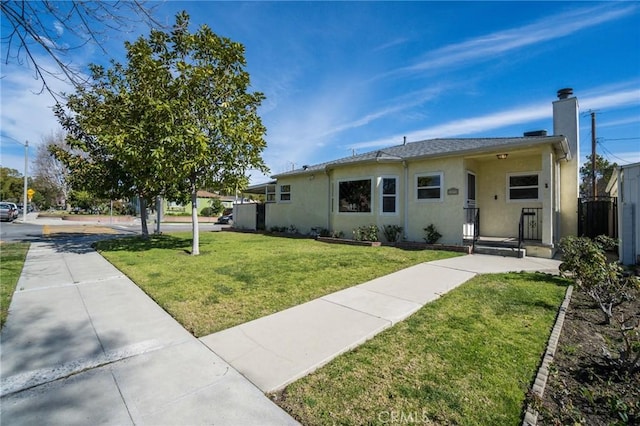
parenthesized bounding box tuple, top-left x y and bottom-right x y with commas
(463, 207, 556, 259)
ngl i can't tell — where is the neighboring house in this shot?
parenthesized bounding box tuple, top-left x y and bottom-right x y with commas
(165, 190, 237, 216)
(247, 89, 581, 258)
(607, 162, 640, 265)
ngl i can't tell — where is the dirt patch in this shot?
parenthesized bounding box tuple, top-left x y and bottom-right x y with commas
(535, 284, 639, 424)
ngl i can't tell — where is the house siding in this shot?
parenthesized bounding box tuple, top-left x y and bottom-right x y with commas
(266, 173, 330, 233)
(265, 145, 569, 247)
(330, 163, 404, 240)
(406, 157, 464, 245)
(476, 153, 543, 238)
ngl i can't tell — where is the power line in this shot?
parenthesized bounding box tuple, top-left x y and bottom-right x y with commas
(601, 137, 640, 141)
(597, 140, 636, 165)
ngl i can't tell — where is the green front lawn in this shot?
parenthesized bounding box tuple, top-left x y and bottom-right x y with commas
(275, 273, 569, 425)
(96, 232, 460, 336)
(0, 242, 29, 329)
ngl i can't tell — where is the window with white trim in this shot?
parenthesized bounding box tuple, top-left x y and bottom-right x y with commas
(280, 185, 291, 202)
(266, 185, 276, 203)
(416, 173, 443, 201)
(338, 179, 372, 213)
(381, 177, 398, 214)
(508, 173, 540, 201)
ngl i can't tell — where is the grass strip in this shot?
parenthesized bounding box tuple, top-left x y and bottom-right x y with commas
(96, 231, 460, 336)
(0, 242, 29, 329)
(274, 272, 569, 425)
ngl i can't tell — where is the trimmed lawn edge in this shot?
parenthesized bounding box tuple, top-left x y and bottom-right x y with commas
(522, 285, 574, 426)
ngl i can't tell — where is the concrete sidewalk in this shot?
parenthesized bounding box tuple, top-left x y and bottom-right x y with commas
(0, 237, 297, 425)
(200, 254, 562, 393)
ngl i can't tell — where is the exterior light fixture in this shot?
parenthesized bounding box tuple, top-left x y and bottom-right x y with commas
(496, 153, 508, 160)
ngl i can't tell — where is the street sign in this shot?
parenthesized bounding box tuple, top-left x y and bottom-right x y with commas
(27, 188, 35, 201)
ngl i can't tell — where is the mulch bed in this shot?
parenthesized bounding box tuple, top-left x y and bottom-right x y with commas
(535, 284, 639, 424)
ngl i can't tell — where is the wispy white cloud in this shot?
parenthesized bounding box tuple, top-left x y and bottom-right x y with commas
(597, 116, 640, 129)
(54, 21, 64, 37)
(349, 83, 640, 151)
(580, 80, 640, 112)
(0, 57, 74, 171)
(372, 37, 409, 52)
(380, 4, 636, 78)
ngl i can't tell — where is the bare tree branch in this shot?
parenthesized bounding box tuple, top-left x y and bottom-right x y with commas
(0, 0, 164, 100)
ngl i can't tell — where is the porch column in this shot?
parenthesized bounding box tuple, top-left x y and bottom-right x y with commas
(541, 147, 554, 246)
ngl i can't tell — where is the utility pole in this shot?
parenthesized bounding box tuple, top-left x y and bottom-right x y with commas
(590, 112, 597, 199)
(23, 140, 29, 222)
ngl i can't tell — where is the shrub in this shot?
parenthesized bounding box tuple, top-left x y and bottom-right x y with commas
(270, 226, 287, 233)
(200, 207, 215, 217)
(208, 198, 225, 216)
(559, 235, 640, 372)
(423, 224, 442, 244)
(353, 224, 379, 242)
(318, 228, 332, 237)
(288, 224, 298, 234)
(382, 225, 403, 243)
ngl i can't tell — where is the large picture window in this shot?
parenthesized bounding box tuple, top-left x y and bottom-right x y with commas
(416, 173, 443, 201)
(381, 177, 397, 214)
(339, 179, 372, 213)
(508, 173, 539, 201)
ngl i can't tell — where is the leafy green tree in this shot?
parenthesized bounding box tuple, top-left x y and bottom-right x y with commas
(68, 190, 96, 211)
(0, 167, 23, 202)
(53, 12, 268, 253)
(207, 198, 225, 216)
(579, 154, 617, 198)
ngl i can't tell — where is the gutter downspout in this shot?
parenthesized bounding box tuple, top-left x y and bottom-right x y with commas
(325, 167, 331, 232)
(403, 160, 409, 240)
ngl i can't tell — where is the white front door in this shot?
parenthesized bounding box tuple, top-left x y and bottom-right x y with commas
(466, 172, 477, 208)
(463, 172, 477, 239)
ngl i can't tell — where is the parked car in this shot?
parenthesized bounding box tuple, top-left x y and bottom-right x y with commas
(217, 214, 233, 224)
(0, 202, 16, 222)
(1, 202, 18, 219)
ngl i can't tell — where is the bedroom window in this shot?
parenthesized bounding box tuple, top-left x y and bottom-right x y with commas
(508, 173, 540, 201)
(338, 179, 372, 213)
(280, 185, 291, 202)
(381, 177, 397, 214)
(416, 173, 443, 201)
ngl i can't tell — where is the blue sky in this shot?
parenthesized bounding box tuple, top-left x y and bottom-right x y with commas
(1, 1, 639, 184)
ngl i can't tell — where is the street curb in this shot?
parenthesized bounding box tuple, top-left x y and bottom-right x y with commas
(522, 285, 573, 426)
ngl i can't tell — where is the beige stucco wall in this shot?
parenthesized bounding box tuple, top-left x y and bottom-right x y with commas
(329, 162, 405, 240)
(266, 173, 330, 233)
(475, 153, 543, 238)
(404, 157, 465, 244)
(267, 142, 571, 246)
(234, 203, 257, 230)
(554, 96, 580, 239)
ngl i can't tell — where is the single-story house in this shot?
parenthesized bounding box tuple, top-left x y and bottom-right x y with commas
(244, 89, 581, 258)
(607, 162, 640, 265)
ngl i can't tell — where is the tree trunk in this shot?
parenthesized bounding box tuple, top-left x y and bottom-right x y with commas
(191, 189, 199, 255)
(155, 196, 162, 234)
(139, 197, 149, 238)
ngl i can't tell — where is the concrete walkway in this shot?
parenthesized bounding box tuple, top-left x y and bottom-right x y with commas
(1, 229, 561, 424)
(0, 236, 297, 425)
(200, 254, 561, 393)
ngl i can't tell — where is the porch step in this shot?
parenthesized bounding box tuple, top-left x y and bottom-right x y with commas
(473, 244, 525, 258)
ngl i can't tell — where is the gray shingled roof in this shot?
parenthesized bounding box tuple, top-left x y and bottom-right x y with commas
(273, 135, 568, 178)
